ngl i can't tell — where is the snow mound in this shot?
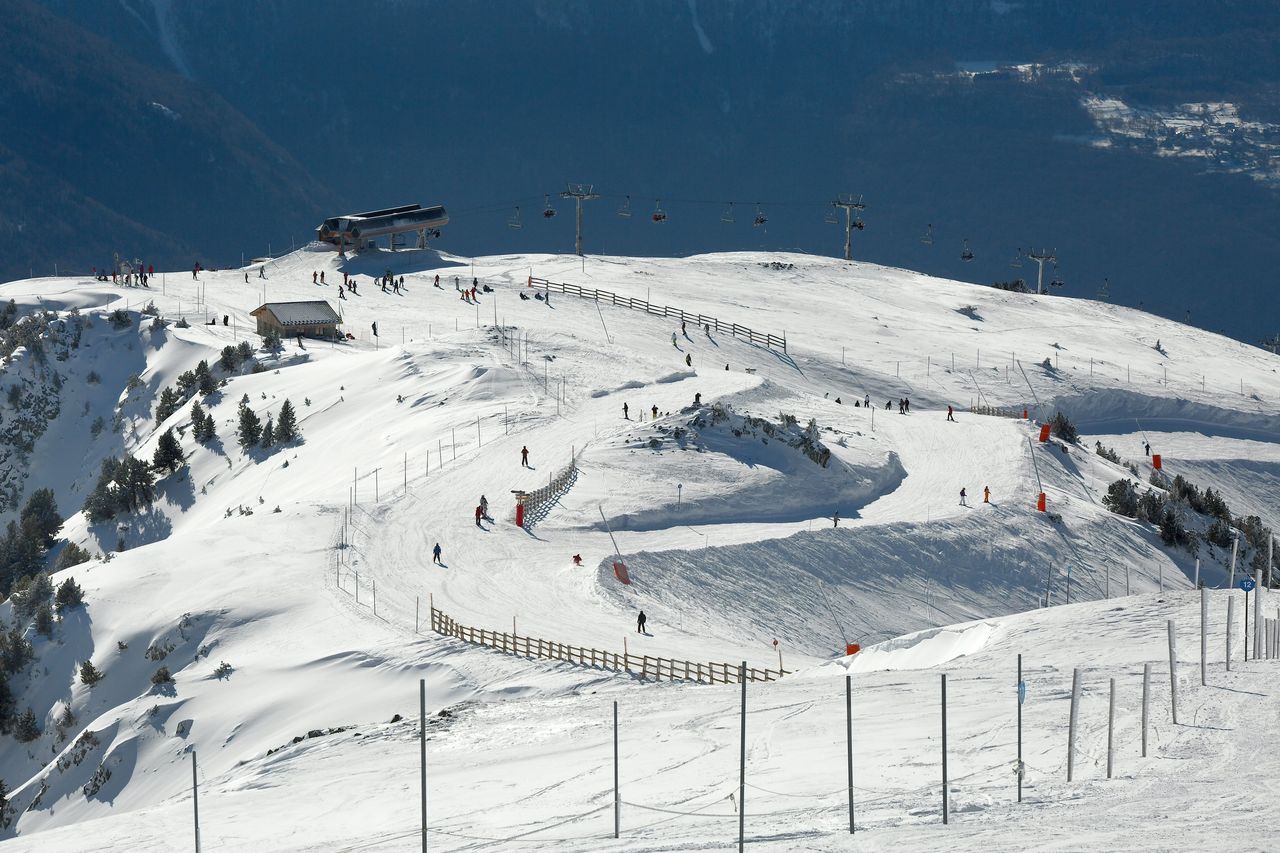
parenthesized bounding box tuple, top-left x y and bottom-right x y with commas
(840, 621, 999, 672)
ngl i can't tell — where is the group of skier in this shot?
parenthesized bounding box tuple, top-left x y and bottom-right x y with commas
(622, 403, 663, 422)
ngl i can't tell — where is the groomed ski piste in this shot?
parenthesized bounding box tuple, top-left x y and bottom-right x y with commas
(1, 247, 1278, 851)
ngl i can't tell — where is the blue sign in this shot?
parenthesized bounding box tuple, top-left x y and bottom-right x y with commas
(1017, 681, 1026, 705)
(1240, 577, 1256, 592)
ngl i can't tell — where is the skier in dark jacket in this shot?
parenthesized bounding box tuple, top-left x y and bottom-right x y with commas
(521, 446, 530, 467)
(637, 611, 647, 633)
(432, 543, 442, 565)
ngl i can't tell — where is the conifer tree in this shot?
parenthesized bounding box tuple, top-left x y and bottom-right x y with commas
(155, 386, 182, 423)
(260, 418, 274, 449)
(190, 400, 207, 441)
(152, 428, 184, 472)
(275, 399, 298, 443)
(13, 707, 39, 742)
(195, 360, 216, 395)
(237, 403, 262, 448)
(55, 577, 84, 612)
(202, 411, 218, 443)
(79, 660, 103, 686)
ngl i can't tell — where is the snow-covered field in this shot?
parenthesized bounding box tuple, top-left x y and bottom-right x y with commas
(0, 247, 1277, 850)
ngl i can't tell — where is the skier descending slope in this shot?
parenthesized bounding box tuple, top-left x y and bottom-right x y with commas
(432, 543, 443, 565)
(520, 446, 530, 468)
(637, 611, 648, 634)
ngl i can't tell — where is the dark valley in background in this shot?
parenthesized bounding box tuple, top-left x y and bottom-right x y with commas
(5, 0, 1278, 343)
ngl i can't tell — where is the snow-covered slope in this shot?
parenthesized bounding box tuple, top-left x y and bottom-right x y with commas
(0, 247, 1277, 850)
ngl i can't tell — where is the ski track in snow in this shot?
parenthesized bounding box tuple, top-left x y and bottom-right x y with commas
(0, 247, 1278, 850)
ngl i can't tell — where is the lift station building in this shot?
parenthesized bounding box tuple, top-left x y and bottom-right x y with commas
(316, 204, 448, 252)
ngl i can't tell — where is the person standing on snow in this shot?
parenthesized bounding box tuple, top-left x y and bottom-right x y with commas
(671, 333, 678, 348)
(833, 511, 840, 527)
(685, 353, 692, 367)
(983, 486, 991, 504)
(521, 446, 530, 467)
(651, 404, 658, 420)
(637, 611, 647, 634)
(946, 405, 955, 422)
(475, 505, 484, 527)
(623, 403, 629, 419)
(959, 487, 968, 507)
(432, 543, 443, 565)
(313, 271, 318, 284)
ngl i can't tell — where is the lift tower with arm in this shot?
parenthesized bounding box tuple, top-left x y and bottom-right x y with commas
(831, 195, 866, 261)
(1026, 248, 1057, 295)
(560, 184, 599, 257)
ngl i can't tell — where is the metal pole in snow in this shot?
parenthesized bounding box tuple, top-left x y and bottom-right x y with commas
(1017, 654, 1023, 802)
(1229, 534, 1239, 588)
(1167, 620, 1179, 724)
(1254, 570, 1264, 660)
(613, 701, 620, 839)
(1201, 588, 1208, 686)
(192, 750, 201, 853)
(1141, 662, 1150, 757)
(738, 661, 747, 851)
(846, 674, 855, 833)
(420, 679, 428, 853)
(1106, 677, 1116, 779)
(415, 596, 419, 633)
(1067, 668, 1080, 781)
(1227, 595, 1235, 671)
(941, 673, 949, 823)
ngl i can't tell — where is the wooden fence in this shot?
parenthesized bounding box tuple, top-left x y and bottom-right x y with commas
(528, 276, 787, 352)
(430, 606, 787, 684)
(516, 450, 579, 529)
(968, 404, 1029, 419)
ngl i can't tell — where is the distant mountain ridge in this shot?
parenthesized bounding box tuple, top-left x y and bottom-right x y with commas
(9, 0, 1280, 343)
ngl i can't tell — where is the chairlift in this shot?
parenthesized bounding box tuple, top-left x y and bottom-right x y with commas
(853, 215, 865, 231)
(508, 206, 523, 229)
(1009, 248, 1023, 269)
(652, 199, 667, 224)
(920, 223, 933, 245)
(617, 195, 632, 218)
(1049, 261, 1064, 288)
(542, 194, 557, 219)
(824, 206, 839, 225)
(960, 239, 975, 262)
(722, 202, 736, 224)
(753, 203, 767, 227)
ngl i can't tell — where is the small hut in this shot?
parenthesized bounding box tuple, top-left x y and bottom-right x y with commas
(250, 301, 342, 339)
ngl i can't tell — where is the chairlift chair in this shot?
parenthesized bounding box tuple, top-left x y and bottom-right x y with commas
(617, 195, 632, 218)
(960, 239, 975, 262)
(920, 223, 933, 245)
(1049, 261, 1064, 288)
(753, 203, 767, 227)
(824, 205, 839, 226)
(722, 202, 736, 224)
(652, 199, 667, 223)
(508, 206, 523, 229)
(1010, 248, 1023, 269)
(542, 194, 557, 219)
